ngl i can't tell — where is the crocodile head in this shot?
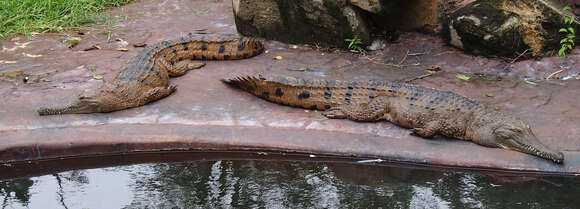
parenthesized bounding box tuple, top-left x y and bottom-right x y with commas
(475, 116, 564, 164)
(38, 88, 118, 115)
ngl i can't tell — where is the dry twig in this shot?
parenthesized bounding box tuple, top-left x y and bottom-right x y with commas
(546, 69, 564, 80)
(405, 72, 435, 83)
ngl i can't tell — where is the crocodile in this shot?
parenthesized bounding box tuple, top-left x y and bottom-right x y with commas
(38, 34, 263, 115)
(222, 74, 565, 164)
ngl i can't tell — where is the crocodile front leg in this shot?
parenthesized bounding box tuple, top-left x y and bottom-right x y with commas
(322, 97, 389, 122)
(138, 86, 177, 105)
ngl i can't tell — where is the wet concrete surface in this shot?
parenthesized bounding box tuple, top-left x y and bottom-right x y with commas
(1, 0, 579, 174)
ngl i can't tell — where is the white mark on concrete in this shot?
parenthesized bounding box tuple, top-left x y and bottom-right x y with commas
(214, 23, 229, 28)
(108, 112, 159, 124)
(3, 42, 31, 52)
(237, 119, 263, 127)
(191, 105, 202, 111)
(267, 120, 305, 128)
(22, 53, 42, 58)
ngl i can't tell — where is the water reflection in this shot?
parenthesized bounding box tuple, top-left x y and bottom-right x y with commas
(0, 178, 33, 208)
(1, 160, 579, 208)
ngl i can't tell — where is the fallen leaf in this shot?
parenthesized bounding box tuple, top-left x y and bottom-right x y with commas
(456, 74, 470, 81)
(93, 75, 103, 80)
(68, 39, 79, 48)
(133, 43, 147, 47)
(273, 56, 283, 60)
(426, 65, 442, 72)
(83, 45, 101, 51)
(299, 67, 310, 71)
(485, 93, 494, 97)
(524, 80, 537, 85)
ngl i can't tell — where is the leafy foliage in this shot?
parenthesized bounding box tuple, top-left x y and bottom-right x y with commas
(344, 37, 364, 54)
(558, 5, 576, 57)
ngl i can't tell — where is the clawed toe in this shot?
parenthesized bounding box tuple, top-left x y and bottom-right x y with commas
(322, 109, 346, 119)
(411, 128, 423, 133)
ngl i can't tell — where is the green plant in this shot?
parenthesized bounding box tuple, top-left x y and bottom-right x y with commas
(0, 0, 136, 39)
(344, 37, 364, 53)
(558, 5, 576, 57)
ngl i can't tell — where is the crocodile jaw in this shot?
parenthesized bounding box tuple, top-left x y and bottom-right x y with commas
(38, 100, 101, 115)
(500, 135, 564, 164)
(38, 91, 102, 115)
(494, 126, 564, 164)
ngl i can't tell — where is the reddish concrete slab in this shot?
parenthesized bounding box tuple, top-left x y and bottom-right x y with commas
(1, 0, 580, 174)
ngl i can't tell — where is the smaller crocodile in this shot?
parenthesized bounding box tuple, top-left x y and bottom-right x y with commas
(38, 34, 263, 115)
(222, 74, 564, 164)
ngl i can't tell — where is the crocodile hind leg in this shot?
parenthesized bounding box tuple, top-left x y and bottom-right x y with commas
(169, 60, 205, 76)
(322, 97, 389, 122)
(158, 59, 205, 77)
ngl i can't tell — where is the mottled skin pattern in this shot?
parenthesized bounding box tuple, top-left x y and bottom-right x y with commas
(223, 74, 564, 164)
(38, 34, 263, 115)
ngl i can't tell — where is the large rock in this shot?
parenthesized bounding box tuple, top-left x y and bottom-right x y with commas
(445, 0, 580, 58)
(233, 0, 370, 48)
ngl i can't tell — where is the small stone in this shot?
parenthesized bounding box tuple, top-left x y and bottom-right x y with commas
(366, 39, 386, 51)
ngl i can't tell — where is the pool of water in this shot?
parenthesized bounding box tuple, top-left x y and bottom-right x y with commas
(1, 159, 579, 208)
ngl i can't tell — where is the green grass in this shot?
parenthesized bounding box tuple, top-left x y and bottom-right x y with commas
(0, 0, 137, 40)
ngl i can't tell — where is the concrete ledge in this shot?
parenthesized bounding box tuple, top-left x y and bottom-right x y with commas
(2, 124, 579, 175)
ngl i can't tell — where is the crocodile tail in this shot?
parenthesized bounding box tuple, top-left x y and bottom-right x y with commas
(221, 74, 263, 93)
(222, 74, 355, 110)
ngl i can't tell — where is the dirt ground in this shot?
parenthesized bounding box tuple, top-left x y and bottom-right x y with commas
(1, 0, 579, 175)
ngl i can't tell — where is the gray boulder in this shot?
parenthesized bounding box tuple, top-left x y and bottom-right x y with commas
(232, 0, 370, 48)
(445, 0, 579, 58)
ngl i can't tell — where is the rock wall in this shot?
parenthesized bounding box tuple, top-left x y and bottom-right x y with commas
(232, 0, 578, 59)
(232, 0, 447, 48)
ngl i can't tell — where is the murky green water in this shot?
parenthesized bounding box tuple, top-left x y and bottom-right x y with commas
(1, 160, 579, 208)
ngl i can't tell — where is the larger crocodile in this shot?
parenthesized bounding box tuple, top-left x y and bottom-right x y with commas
(38, 34, 263, 115)
(222, 74, 565, 164)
